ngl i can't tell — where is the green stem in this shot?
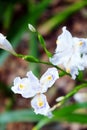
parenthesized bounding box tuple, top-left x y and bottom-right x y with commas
(14, 53, 87, 82)
(65, 83, 87, 99)
(38, 60, 70, 75)
(50, 83, 87, 111)
(15, 53, 70, 76)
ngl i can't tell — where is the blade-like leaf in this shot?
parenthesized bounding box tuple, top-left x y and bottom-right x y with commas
(0, 0, 52, 66)
(38, 0, 87, 35)
(65, 113, 87, 124)
(0, 109, 43, 123)
(33, 102, 87, 130)
(53, 102, 87, 117)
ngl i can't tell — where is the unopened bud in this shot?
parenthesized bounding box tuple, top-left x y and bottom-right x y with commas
(28, 24, 36, 32)
(56, 96, 64, 102)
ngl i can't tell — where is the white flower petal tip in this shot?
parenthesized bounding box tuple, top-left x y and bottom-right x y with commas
(11, 77, 36, 98)
(46, 111, 53, 118)
(31, 94, 51, 117)
(28, 24, 36, 32)
(73, 93, 87, 103)
(0, 33, 16, 55)
(56, 96, 64, 102)
(62, 26, 67, 31)
(40, 67, 59, 93)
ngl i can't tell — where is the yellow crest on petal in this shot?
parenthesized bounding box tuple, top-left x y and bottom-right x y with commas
(37, 95, 44, 107)
(56, 40, 60, 44)
(79, 42, 83, 46)
(38, 101, 44, 107)
(19, 84, 24, 90)
(66, 68, 70, 73)
(47, 75, 52, 80)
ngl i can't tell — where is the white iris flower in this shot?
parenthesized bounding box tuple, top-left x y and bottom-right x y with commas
(11, 67, 59, 116)
(0, 33, 16, 54)
(50, 27, 87, 79)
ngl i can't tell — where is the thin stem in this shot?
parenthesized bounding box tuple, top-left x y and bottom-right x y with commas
(50, 83, 87, 112)
(15, 53, 87, 82)
(38, 60, 70, 75)
(16, 53, 70, 76)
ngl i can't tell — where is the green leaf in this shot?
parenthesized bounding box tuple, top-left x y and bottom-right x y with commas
(38, 0, 87, 35)
(33, 117, 51, 130)
(53, 103, 87, 124)
(33, 102, 87, 130)
(53, 102, 87, 117)
(3, 4, 13, 29)
(38, 33, 52, 57)
(0, 109, 43, 123)
(65, 113, 87, 124)
(0, 0, 52, 66)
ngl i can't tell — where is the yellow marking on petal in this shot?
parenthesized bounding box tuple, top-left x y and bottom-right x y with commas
(47, 75, 52, 80)
(37, 95, 44, 107)
(66, 68, 70, 73)
(79, 42, 83, 46)
(41, 75, 53, 86)
(38, 101, 44, 107)
(56, 40, 59, 44)
(19, 84, 24, 89)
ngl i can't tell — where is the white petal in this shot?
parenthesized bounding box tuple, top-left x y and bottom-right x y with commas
(0, 33, 6, 43)
(13, 77, 21, 86)
(82, 54, 87, 68)
(50, 27, 87, 79)
(0, 33, 16, 54)
(64, 50, 84, 79)
(21, 89, 35, 98)
(11, 77, 36, 98)
(26, 71, 39, 84)
(11, 77, 23, 94)
(50, 49, 72, 65)
(40, 68, 59, 93)
(70, 67, 79, 79)
(26, 71, 41, 93)
(56, 26, 73, 53)
(31, 94, 51, 116)
(73, 37, 87, 54)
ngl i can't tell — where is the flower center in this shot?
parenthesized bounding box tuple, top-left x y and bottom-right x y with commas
(38, 101, 44, 107)
(79, 41, 83, 46)
(47, 75, 52, 80)
(37, 95, 44, 107)
(41, 75, 53, 87)
(66, 68, 70, 73)
(19, 84, 24, 90)
(56, 40, 59, 44)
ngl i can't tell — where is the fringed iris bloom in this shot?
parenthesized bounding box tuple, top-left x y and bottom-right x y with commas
(11, 67, 59, 116)
(50, 27, 87, 79)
